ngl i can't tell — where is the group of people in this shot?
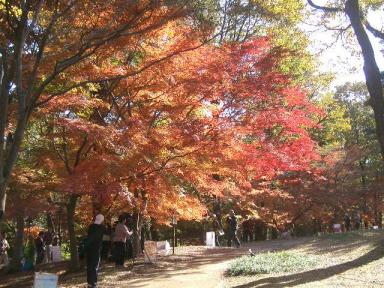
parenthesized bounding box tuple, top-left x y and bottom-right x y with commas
(343, 212, 365, 231)
(207, 209, 241, 248)
(85, 213, 133, 288)
(34, 230, 61, 265)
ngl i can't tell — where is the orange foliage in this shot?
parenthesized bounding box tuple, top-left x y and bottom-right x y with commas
(24, 226, 41, 239)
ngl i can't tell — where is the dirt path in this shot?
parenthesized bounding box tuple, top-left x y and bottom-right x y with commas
(3, 233, 380, 288)
(92, 238, 311, 288)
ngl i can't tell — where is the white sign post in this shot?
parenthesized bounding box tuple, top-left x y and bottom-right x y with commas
(51, 246, 62, 263)
(33, 272, 58, 288)
(206, 231, 216, 248)
(144, 241, 157, 264)
(156, 240, 171, 256)
(333, 223, 342, 233)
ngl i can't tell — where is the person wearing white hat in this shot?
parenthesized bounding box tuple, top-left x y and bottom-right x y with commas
(86, 214, 104, 288)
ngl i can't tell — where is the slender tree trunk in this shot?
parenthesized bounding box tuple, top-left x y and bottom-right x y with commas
(132, 213, 144, 258)
(67, 195, 79, 271)
(58, 207, 62, 245)
(0, 180, 6, 220)
(46, 212, 56, 234)
(132, 229, 140, 259)
(373, 190, 378, 225)
(10, 209, 25, 272)
(0, 118, 28, 220)
(345, 0, 384, 159)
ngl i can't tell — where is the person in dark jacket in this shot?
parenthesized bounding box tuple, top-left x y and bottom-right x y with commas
(227, 210, 241, 248)
(86, 214, 104, 288)
(344, 213, 351, 232)
(35, 231, 46, 265)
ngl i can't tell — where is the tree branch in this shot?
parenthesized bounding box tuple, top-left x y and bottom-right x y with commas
(307, 0, 343, 13)
(365, 21, 384, 40)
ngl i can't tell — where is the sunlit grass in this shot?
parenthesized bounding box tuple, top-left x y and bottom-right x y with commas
(226, 251, 318, 276)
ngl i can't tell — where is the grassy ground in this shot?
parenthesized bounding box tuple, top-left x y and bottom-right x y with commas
(224, 230, 384, 288)
(1, 230, 383, 287)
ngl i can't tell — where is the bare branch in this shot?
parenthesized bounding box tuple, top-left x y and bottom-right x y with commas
(365, 21, 384, 41)
(27, 1, 77, 99)
(307, 0, 343, 13)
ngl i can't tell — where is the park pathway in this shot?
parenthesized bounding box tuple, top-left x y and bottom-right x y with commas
(97, 247, 244, 288)
(0, 237, 312, 288)
(95, 238, 311, 288)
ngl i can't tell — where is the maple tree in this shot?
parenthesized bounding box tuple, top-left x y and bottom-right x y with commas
(0, 0, 213, 220)
(13, 27, 321, 264)
(101, 38, 318, 233)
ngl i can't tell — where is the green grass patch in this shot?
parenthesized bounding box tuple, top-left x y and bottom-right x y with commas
(318, 230, 382, 244)
(226, 251, 317, 276)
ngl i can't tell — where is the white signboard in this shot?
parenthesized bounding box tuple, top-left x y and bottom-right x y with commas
(206, 231, 216, 247)
(333, 223, 342, 233)
(51, 246, 62, 263)
(144, 241, 157, 263)
(156, 240, 171, 256)
(33, 272, 58, 288)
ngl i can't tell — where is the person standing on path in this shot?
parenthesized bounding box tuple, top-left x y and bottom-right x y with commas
(113, 214, 133, 266)
(210, 213, 224, 246)
(353, 211, 361, 230)
(227, 210, 241, 248)
(0, 232, 10, 267)
(35, 231, 46, 265)
(44, 231, 53, 263)
(86, 214, 104, 288)
(344, 213, 351, 232)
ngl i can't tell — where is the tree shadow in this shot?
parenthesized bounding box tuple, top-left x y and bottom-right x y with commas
(114, 248, 245, 283)
(301, 231, 383, 256)
(232, 242, 384, 288)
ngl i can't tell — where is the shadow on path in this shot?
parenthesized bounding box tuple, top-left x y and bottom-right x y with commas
(233, 242, 384, 288)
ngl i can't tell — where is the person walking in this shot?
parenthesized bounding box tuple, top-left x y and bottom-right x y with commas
(344, 213, 351, 232)
(43, 231, 53, 263)
(353, 212, 361, 230)
(210, 213, 224, 246)
(227, 210, 241, 248)
(86, 214, 104, 288)
(0, 232, 10, 267)
(35, 231, 46, 265)
(113, 214, 133, 266)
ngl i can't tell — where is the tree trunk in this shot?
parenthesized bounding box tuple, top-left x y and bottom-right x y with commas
(345, 0, 384, 159)
(373, 190, 378, 225)
(67, 194, 79, 271)
(0, 179, 7, 220)
(46, 212, 56, 234)
(132, 229, 140, 259)
(0, 110, 29, 220)
(57, 207, 63, 245)
(10, 209, 25, 272)
(132, 214, 143, 258)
